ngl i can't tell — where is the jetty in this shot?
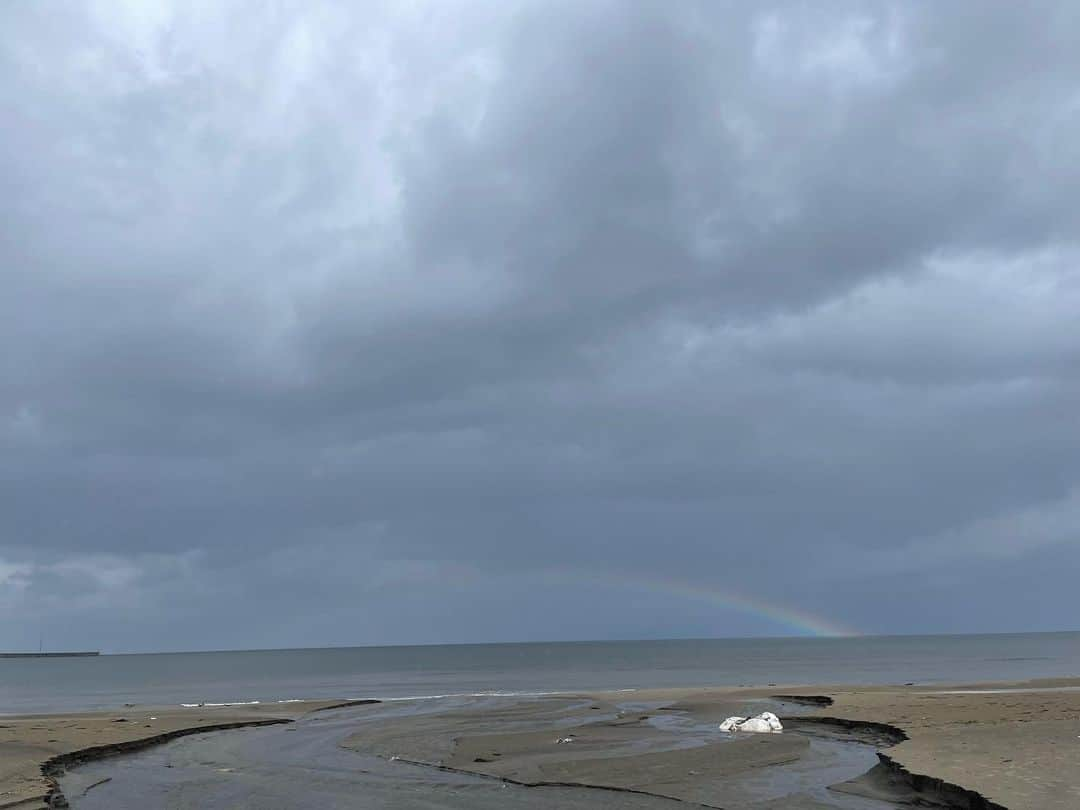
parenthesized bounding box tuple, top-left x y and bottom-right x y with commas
(0, 651, 100, 658)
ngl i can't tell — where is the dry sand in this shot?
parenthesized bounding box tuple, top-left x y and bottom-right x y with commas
(3, 681, 1078, 809)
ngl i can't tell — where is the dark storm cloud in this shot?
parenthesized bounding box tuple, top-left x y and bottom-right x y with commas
(2, 1, 1079, 650)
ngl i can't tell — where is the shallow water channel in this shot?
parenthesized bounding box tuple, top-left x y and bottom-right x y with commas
(59, 698, 899, 809)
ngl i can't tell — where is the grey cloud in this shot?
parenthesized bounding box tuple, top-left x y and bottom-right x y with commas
(2, 1, 1079, 649)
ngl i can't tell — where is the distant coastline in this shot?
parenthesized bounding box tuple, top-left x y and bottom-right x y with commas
(0, 651, 100, 658)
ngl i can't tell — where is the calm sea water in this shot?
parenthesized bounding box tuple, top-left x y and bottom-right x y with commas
(3, 633, 1078, 715)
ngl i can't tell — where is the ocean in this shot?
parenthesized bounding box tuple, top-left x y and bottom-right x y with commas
(3, 632, 1078, 715)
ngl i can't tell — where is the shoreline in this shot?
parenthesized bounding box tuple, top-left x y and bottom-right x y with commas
(4, 679, 1077, 809)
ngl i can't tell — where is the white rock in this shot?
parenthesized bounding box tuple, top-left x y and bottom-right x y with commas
(719, 711, 783, 733)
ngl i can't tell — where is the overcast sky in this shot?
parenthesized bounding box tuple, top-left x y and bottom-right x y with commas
(2, 1, 1078, 652)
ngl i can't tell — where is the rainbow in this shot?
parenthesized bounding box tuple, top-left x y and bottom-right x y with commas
(537, 568, 859, 638)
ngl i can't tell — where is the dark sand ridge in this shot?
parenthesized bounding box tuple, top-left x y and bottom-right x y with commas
(4, 680, 1079, 808)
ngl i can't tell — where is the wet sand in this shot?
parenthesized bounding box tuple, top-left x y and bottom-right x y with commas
(339, 694, 835, 807)
(340, 681, 1080, 808)
(5, 679, 1079, 808)
(57, 696, 881, 810)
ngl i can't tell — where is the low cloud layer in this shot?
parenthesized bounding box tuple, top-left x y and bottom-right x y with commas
(2, 1, 1078, 651)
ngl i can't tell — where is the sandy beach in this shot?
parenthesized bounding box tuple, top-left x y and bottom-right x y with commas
(3, 679, 1077, 809)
